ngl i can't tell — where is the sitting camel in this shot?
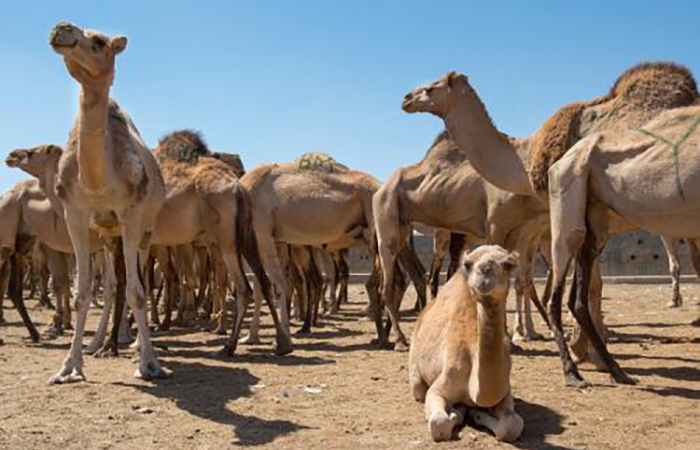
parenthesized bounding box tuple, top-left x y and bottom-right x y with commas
(409, 245, 523, 442)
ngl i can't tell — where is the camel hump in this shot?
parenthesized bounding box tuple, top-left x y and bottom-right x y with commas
(155, 129, 210, 164)
(296, 152, 347, 173)
(528, 61, 698, 193)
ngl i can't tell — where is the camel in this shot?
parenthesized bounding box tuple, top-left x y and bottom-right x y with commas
(373, 131, 551, 345)
(401, 63, 698, 385)
(46, 21, 168, 382)
(148, 130, 290, 355)
(409, 245, 523, 442)
(239, 152, 424, 350)
(547, 104, 700, 385)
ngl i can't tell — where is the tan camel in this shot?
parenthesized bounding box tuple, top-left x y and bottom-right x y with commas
(548, 104, 700, 384)
(46, 22, 167, 382)
(401, 63, 698, 385)
(409, 245, 523, 442)
(149, 130, 291, 355)
(373, 131, 551, 344)
(239, 152, 418, 349)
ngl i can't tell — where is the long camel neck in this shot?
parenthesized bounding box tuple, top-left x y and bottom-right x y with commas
(41, 158, 65, 217)
(470, 298, 509, 405)
(77, 84, 111, 193)
(444, 86, 534, 196)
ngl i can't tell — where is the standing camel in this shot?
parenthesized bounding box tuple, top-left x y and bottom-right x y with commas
(46, 22, 166, 382)
(401, 63, 698, 385)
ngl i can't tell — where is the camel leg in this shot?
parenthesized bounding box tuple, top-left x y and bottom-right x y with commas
(0, 255, 8, 324)
(9, 252, 40, 342)
(400, 241, 427, 311)
(424, 384, 461, 442)
(154, 247, 174, 331)
(336, 250, 349, 308)
(366, 261, 387, 347)
(427, 241, 446, 300)
(46, 249, 72, 333)
(95, 238, 126, 358)
(49, 208, 92, 384)
(220, 245, 252, 356)
(661, 236, 683, 308)
(119, 212, 166, 380)
(570, 227, 636, 385)
(409, 355, 428, 402)
(568, 260, 606, 370)
(211, 249, 229, 335)
(86, 249, 115, 354)
(468, 393, 523, 442)
(175, 245, 197, 327)
(239, 277, 263, 345)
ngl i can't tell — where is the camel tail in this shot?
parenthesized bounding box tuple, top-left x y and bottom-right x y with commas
(235, 188, 271, 301)
(548, 135, 597, 281)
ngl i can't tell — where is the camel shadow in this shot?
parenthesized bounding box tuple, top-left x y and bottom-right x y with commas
(458, 398, 572, 450)
(625, 364, 700, 383)
(639, 385, 700, 400)
(115, 359, 310, 446)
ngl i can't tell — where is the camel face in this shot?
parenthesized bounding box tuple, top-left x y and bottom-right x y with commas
(49, 22, 127, 84)
(463, 245, 517, 298)
(403, 72, 468, 117)
(6, 145, 62, 178)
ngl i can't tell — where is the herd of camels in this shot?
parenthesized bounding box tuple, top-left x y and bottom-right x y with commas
(1, 22, 698, 442)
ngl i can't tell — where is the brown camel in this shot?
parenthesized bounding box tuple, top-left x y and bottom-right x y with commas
(150, 130, 291, 355)
(239, 152, 423, 350)
(373, 131, 551, 344)
(409, 245, 523, 442)
(46, 22, 167, 382)
(402, 63, 698, 385)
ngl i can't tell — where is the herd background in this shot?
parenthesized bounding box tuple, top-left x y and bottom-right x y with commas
(1, 0, 699, 192)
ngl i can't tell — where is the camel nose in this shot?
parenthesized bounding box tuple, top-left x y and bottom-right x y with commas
(49, 22, 77, 46)
(403, 92, 414, 102)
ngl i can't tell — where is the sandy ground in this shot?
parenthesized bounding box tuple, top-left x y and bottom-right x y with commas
(0, 282, 698, 450)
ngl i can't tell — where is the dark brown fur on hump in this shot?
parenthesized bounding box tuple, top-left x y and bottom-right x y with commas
(155, 130, 210, 163)
(528, 61, 698, 193)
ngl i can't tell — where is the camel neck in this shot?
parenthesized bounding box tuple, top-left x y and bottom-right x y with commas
(41, 158, 65, 217)
(444, 87, 533, 196)
(77, 84, 111, 193)
(470, 298, 509, 405)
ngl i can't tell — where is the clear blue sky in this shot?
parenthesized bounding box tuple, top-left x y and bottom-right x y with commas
(1, 1, 698, 192)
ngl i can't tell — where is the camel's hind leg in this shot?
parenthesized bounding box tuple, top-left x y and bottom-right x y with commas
(468, 393, 523, 442)
(661, 236, 683, 308)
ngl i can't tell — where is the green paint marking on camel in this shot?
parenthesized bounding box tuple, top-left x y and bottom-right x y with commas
(634, 117, 700, 199)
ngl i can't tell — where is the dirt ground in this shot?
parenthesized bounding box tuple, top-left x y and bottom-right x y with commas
(0, 282, 698, 450)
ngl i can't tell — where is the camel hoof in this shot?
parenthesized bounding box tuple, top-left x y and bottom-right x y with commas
(564, 373, 591, 389)
(135, 363, 168, 380)
(394, 341, 409, 352)
(611, 370, 638, 385)
(239, 334, 261, 345)
(275, 338, 294, 356)
(48, 369, 86, 385)
(295, 328, 312, 336)
(93, 344, 119, 358)
(666, 300, 682, 308)
(218, 345, 235, 357)
(428, 412, 454, 442)
(370, 338, 394, 350)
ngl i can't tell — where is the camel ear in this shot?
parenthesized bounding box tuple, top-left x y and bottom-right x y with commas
(47, 145, 62, 155)
(501, 252, 518, 272)
(111, 36, 128, 55)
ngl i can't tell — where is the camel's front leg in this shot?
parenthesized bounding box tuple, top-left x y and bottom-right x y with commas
(239, 277, 263, 345)
(661, 236, 683, 307)
(49, 208, 92, 384)
(120, 212, 166, 380)
(468, 393, 523, 442)
(424, 384, 462, 442)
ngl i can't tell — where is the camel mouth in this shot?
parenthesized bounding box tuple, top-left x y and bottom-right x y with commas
(5, 154, 22, 167)
(49, 23, 79, 52)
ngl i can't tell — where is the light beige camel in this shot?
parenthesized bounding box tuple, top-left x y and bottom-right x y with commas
(548, 104, 700, 384)
(240, 152, 413, 349)
(373, 131, 550, 344)
(409, 245, 523, 442)
(402, 63, 698, 385)
(46, 22, 166, 382)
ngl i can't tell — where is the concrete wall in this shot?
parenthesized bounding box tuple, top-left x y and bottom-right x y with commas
(346, 231, 695, 277)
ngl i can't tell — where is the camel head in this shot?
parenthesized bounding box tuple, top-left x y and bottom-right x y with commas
(6, 145, 63, 178)
(403, 72, 470, 117)
(49, 22, 127, 87)
(462, 245, 517, 300)
(212, 151, 246, 177)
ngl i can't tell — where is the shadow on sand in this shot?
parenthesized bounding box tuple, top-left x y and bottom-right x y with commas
(116, 359, 311, 446)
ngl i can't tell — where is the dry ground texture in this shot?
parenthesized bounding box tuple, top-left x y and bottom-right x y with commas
(0, 282, 698, 450)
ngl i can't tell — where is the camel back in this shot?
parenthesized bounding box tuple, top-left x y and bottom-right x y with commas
(528, 62, 698, 192)
(296, 152, 348, 173)
(423, 130, 470, 171)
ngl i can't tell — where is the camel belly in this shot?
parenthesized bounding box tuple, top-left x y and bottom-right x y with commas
(151, 195, 203, 245)
(272, 199, 364, 246)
